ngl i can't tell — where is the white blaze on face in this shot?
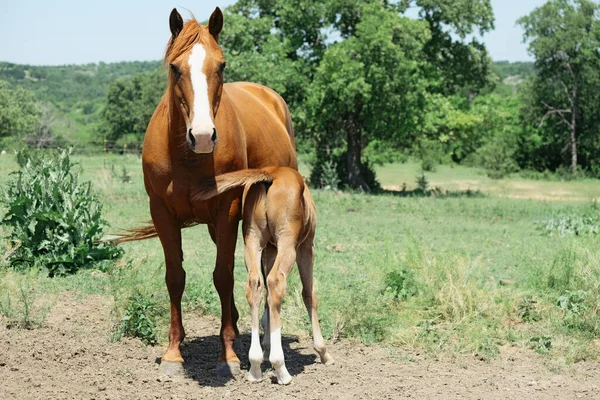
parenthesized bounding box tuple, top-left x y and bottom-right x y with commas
(187, 43, 216, 153)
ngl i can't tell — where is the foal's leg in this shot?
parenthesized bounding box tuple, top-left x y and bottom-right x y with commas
(297, 240, 334, 365)
(151, 198, 186, 376)
(266, 239, 296, 385)
(213, 198, 242, 376)
(260, 243, 277, 358)
(245, 237, 264, 382)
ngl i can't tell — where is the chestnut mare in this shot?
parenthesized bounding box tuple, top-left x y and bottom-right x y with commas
(193, 167, 334, 384)
(129, 7, 297, 377)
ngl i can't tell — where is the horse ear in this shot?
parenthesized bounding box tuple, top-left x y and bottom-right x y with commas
(169, 8, 184, 39)
(208, 7, 223, 42)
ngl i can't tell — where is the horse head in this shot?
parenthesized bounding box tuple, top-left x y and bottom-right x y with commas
(165, 8, 225, 154)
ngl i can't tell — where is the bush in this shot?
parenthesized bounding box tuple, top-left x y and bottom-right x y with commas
(384, 269, 419, 301)
(416, 172, 429, 193)
(309, 149, 381, 191)
(1, 149, 122, 276)
(474, 136, 519, 179)
(418, 140, 447, 172)
(319, 160, 341, 190)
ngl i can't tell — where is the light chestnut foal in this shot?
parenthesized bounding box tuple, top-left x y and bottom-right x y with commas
(194, 166, 333, 384)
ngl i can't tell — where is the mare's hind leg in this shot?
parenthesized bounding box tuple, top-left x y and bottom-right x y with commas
(261, 243, 277, 358)
(245, 236, 265, 382)
(297, 240, 334, 365)
(266, 240, 296, 385)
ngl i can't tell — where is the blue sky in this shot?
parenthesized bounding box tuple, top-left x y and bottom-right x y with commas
(0, 0, 546, 66)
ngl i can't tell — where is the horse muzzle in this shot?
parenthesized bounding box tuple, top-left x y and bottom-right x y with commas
(188, 128, 217, 154)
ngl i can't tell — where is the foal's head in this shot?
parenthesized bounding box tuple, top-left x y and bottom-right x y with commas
(165, 8, 226, 154)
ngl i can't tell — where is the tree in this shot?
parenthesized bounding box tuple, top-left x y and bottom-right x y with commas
(226, 0, 496, 189)
(308, 3, 431, 190)
(101, 69, 166, 142)
(0, 81, 40, 144)
(219, 11, 311, 132)
(404, 0, 496, 96)
(519, 0, 600, 174)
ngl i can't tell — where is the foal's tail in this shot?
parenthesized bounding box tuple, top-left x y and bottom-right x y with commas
(191, 169, 274, 202)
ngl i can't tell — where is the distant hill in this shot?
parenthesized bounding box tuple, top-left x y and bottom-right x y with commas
(0, 61, 162, 143)
(491, 61, 534, 96)
(0, 61, 161, 107)
(492, 61, 534, 82)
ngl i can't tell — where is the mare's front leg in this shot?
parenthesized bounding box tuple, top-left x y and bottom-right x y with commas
(151, 198, 186, 377)
(213, 196, 242, 376)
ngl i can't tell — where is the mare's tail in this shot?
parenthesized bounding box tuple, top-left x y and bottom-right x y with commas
(106, 169, 272, 245)
(106, 220, 200, 245)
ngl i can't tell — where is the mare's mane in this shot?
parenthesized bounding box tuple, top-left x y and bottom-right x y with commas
(164, 19, 207, 66)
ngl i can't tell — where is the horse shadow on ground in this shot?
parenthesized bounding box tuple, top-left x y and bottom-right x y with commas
(160, 333, 317, 387)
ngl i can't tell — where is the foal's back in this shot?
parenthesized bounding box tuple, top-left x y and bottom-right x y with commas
(242, 166, 315, 248)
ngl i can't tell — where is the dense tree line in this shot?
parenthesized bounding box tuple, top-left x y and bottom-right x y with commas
(2, 0, 600, 188)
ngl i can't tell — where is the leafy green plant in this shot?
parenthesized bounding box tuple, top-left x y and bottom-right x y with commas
(118, 293, 162, 345)
(319, 160, 340, 190)
(477, 337, 500, 360)
(557, 291, 589, 315)
(384, 269, 419, 301)
(0, 150, 123, 276)
(0, 274, 50, 329)
(120, 166, 132, 183)
(416, 172, 429, 193)
(518, 297, 542, 323)
(536, 215, 600, 236)
(309, 150, 381, 191)
(529, 336, 552, 354)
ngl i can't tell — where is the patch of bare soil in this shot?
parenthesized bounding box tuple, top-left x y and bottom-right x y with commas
(1, 295, 599, 400)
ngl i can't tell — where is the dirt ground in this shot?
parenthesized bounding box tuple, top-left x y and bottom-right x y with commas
(1, 294, 599, 400)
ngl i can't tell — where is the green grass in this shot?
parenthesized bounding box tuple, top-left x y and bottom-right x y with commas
(376, 162, 600, 201)
(1, 154, 600, 365)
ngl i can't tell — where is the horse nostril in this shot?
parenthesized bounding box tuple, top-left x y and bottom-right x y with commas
(188, 130, 196, 147)
(211, 128, 217, 142)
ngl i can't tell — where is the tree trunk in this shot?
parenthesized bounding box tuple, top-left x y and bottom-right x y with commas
(346, 122, 370, 192)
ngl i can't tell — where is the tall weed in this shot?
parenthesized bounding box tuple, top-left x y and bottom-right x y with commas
(1, 150, 122, 276)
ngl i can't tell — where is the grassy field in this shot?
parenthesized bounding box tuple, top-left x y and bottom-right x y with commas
(1, 153, 600, 369)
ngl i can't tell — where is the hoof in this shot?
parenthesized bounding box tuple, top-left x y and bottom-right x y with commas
(273, 364, 292, 385)
(321, 352, 335, 366)
(215, 361, 241, 377)
(158, 360, 185, 380)
(247, 371, 263, 383)
(275, 372, 293, 385)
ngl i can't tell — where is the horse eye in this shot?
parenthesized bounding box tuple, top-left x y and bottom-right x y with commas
(218, 62, 226, 74)
(170, 64, 180, 80)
